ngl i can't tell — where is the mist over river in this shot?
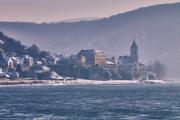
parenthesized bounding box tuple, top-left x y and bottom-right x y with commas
(0, 84, 180, 119)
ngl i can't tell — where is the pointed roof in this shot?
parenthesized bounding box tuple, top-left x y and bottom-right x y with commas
(131, 41, 138, 49)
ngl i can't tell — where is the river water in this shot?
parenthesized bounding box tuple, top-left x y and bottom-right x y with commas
(0, 84, 180, 119)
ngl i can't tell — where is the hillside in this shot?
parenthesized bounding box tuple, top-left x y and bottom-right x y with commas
(0, 31, 28, 56)
(0, 31, 49, 60)
(0, 2, 180, 78)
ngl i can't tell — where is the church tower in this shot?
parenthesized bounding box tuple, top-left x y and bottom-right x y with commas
(130, 41, 138, 63)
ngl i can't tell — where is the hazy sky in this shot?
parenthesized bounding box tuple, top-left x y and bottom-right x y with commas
(0, 0, 180, 23)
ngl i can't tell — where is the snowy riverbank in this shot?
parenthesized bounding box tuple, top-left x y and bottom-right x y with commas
(0, 79, 166, 87)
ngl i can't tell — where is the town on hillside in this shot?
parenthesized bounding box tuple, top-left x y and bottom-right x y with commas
(0, 31, 165, 81)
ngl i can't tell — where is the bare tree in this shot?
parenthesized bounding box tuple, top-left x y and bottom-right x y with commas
(148, 60, 166, 79)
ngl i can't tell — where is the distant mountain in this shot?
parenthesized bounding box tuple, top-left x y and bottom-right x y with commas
(0, 2, 180, 79)
(63, 17, 99, 23)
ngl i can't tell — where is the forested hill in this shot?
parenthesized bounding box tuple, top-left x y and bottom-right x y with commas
(0, 31, 48, 59)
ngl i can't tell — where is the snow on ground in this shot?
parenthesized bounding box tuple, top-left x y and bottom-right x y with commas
(47, 79, 139, 85)
(0, 79, 166, 87)
(47, 79, 166, 86)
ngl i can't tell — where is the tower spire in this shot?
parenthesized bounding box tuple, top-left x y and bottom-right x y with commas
(130, 41, 138, 63)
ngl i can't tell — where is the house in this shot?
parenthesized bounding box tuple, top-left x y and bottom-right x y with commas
(69, 55, 86, 65)
(52, 54, 64, 64)
(106, 61, 116, 69)
(34, 65, 62, 80)
(106, 56, 116, 68)
(107, 56, 115, 63)
(78, 55, 86, 65)
(53, 57, 61, 64)
(78, 49, 106, 66)
(7, 57, 19, 69)
(22, 55, 33, 67)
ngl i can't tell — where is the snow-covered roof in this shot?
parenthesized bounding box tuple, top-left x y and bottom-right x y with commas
(36, 61, 42, 65)
(42, 66, 50, 71)
(106, 61, 115, 65)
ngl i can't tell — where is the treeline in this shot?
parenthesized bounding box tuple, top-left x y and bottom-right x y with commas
(147, 60, 166, 79)
(0, 31, 49, 58)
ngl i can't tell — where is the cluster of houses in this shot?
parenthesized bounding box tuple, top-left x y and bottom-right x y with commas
(0, 41, 157, 80)
(70, 41, 157, 80)
(0, 52, 33, 79)
(0, 49, 64, 80)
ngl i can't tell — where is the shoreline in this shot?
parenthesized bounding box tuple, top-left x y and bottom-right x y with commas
(0, 79, 166, 87)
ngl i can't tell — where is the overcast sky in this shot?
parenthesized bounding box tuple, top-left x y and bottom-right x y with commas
(0, 0, 179, 23)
